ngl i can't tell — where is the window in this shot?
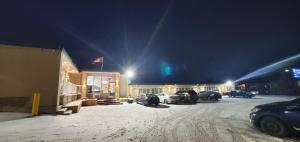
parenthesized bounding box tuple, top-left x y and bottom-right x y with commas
(151, 88, 155, 94)
(87, 76, 95, 85)
(159, 88, 162, 93)
(147, 89, 150, 94)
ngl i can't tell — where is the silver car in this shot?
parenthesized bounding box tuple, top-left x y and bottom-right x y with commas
(156, 93, 179, 104)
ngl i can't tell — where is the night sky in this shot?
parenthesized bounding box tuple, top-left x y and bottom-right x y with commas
(1, 0, 300, 84)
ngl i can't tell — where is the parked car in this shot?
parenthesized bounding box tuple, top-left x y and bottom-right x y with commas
(127, 96, 134, 104)
(175, 90, 199, 103)
(198, 91, 222, 101)
(249, 98, 300, 137)
(250, 91, 259, 95)
(227, 90, 255, 98)
(156, 93, 179, 104)
(137, 94, 160, 106)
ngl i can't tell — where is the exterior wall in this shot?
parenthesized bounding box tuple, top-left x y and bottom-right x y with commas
(57, 50, 80, 106)
(119, 74, 128, 98)
(0, 44, 61, 113)
(219, 84, 235, 93)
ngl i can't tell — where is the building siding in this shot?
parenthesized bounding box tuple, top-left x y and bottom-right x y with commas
(0, 44, 61, 113)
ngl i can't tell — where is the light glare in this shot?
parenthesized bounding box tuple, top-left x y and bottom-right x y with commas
(225, 80, 234, 86)
(126, 70, 135, 78)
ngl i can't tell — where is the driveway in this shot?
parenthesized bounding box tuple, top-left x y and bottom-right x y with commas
(0, 95, 298, 142)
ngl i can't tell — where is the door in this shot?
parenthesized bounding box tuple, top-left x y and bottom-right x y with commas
(285, 99, 300, 131)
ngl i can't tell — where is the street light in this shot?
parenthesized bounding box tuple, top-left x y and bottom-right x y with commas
(126, 69, 135, 78)
(225, 80, 234, 86)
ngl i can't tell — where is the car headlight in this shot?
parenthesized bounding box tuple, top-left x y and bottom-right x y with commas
(251, 107, 262, 112)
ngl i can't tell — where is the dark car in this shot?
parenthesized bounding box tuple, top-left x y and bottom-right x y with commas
(198, 91, 222, 101)
(249, 98, 300, 137)
(227, 90, 255, 98)
(137, 94, 160, 106)
(175, 90, 199, 103)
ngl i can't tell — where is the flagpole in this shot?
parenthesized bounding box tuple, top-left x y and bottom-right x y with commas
(92, 57, 104, 99)
(100, 60, 103, 97)
(100, 61, 103, 72)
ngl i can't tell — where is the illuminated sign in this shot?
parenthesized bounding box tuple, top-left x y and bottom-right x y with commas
(292, 68, 300, 79)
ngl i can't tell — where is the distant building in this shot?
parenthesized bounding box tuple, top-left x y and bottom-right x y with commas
(128, 84, 233, 100)
(236, 68, 300, 96)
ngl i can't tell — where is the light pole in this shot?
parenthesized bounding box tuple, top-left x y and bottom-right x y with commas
(126, 69, 135, 99)
(225, 80, 234, 86)
(225, 80, 234, 92)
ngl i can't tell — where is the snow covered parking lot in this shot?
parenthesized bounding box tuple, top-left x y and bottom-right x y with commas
(0, 95, 299, 142)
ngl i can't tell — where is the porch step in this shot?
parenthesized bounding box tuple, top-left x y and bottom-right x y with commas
(63, 100, 82, 113)
(97, 99, 107, 105)
(56, 108, 68, 115)
(57, 105, 63, 110)
(97, 99, 123, 105)
(63, 110, 73, 115)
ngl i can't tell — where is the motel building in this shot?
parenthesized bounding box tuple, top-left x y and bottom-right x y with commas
(0, 44, 233, 115)
(128, 84, 234, 100)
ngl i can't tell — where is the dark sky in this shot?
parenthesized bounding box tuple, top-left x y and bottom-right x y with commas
(1, 0, 300, 84)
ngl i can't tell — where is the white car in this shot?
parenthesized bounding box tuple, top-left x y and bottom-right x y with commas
(156, 93, 179, 104)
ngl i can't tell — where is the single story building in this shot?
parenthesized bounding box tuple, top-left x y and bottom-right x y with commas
(0, 44, 233, 114)
(0, 44, 80, 114)
(128, 84, 233, 100)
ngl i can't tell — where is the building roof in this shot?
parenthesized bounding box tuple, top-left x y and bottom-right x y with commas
(0, 43, 61, 52)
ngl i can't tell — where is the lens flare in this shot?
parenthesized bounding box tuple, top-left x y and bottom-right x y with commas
(235, 54, 300, 82)
(160, 62, 172, 77)
(135, 1, 173, 69)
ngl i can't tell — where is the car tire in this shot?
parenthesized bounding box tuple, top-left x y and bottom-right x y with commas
(143, 100, 148, 106)
(164, 99, 168, 104)
(260, 116, 288, 137)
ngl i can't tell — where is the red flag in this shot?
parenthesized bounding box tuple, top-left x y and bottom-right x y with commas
(91, 56, 104, 64)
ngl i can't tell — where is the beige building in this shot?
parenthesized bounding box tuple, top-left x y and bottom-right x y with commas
(0, 44, 234, 114)
(128, 84, 234, 100)
(0, 44, 80, 114)
(0, 44, 129, 114)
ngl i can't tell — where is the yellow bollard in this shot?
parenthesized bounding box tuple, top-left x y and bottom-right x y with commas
(31, 92, 40, 116)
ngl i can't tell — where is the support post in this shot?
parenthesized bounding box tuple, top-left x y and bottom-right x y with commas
(31, 92, 40, 116)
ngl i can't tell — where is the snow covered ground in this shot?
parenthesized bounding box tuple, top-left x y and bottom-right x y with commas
(0, 112, 30, 122)
(0, 95, 299, 142)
